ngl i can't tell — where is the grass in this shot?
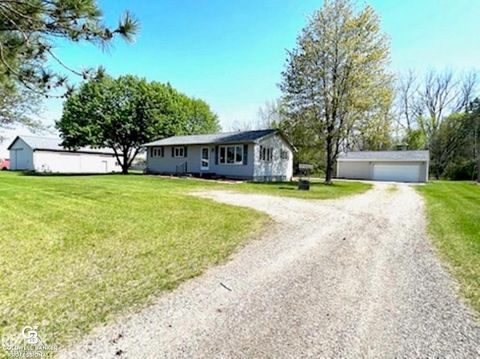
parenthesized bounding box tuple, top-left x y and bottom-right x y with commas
(416, 181, 480, 313)
(224, 179, 372, 200)
(0, 172, 369, 356)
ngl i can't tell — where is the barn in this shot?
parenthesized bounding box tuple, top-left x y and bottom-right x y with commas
(336, 150, 430, 183)
(8, 135, 121, 174)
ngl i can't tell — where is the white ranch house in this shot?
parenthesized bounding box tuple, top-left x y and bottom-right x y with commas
(8, 135, 121, 174)
(143, 129, 294, 181)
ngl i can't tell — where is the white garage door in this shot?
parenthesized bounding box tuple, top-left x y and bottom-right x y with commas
(373, 163, 421, 182)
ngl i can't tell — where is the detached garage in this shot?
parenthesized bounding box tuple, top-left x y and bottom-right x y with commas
(336, 150, 429, 183)
(8, 135, 121, 174)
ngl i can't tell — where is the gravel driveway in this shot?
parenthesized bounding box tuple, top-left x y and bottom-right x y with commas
(60, 183, 479, 358)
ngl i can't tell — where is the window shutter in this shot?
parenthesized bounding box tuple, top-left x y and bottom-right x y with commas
(150, 148, 153, 157)
(184, 146, 188, 157)
(161, 147, 164, 157)
(215, 146, 219, 164)
(171, 147, 174, 157)
(243, 145, 248, 165)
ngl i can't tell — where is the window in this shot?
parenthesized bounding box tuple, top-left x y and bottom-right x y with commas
(219, 145, 243, 165)
(259, 146, 273, 162)
(280, 150, 289, 160)
(235, 146, 243, 163)
(174, 147, 185, 157)
(220, 146, 226, 163)
(151, 147, 164, 157)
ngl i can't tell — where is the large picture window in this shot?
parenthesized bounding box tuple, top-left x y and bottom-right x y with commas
(219, 145, 243, 165)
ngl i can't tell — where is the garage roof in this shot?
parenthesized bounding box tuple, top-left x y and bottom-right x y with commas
(8, 135, 115, 155)
(338, 150, 429, 161)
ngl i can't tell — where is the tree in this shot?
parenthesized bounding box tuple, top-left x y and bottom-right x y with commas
(396, 69, 421, 131)
(257, 100, 285, 129)
(395, 69, 478, 148)
(467, 98, 480, 182)
(429, 113, 470, 179)
(0, 86, 43, 139)
(280, 0, 393, 184)
(402, 128, 426, 150)
(0, 0, 138, 95)
(57, 75, 220, 174)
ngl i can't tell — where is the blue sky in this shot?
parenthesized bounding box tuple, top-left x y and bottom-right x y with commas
(37, 0, 480, 131)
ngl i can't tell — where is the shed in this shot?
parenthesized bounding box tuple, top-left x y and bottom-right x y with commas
(8, 135, 120, 174)
(336, 150, 430, 183)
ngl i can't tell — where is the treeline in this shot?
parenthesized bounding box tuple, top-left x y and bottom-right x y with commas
(261, 69, 479, 181)
(395, 70, 479, 180)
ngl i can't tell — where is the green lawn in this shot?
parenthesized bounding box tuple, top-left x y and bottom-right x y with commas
(416, 181, 480, 313)
(0, 172, 369, 356)
(223, 179, 372, 199)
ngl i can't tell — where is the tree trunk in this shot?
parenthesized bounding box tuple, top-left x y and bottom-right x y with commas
(325, 136, 334, 185)
(477, 158, 480, 183)
(122, 151, 129, 175)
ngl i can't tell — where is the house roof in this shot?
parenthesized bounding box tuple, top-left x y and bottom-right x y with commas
(337, 150, 429, 161)
(7, 135, 116, 155)
(143, 129, 281, 147)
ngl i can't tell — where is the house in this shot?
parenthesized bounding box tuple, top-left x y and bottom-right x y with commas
(143, 129, 294, 181)
(336, 150, 429, 182)
(8, 135, 121, 174)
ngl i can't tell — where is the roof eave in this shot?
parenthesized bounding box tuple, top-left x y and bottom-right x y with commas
(337, 158, 429, 162)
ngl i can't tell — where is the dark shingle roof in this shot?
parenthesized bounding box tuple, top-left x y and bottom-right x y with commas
(143, 129, 278, 147)
(338, 150, 429, 161)
(8, 135, 115, 155)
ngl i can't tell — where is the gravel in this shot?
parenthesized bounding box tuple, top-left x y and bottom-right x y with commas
(60, 183, 480, 358)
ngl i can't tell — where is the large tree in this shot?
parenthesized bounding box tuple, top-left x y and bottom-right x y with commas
(0, 0, 139, 137)
(280, 0, 392, 184)
(57, 75, 220, 174)
(0, 0, 138, 94)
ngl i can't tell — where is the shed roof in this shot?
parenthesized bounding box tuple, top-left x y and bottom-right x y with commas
(337, 150, 429, 161)
(143, 129, 280, 147)
(8, 135, 116, 155)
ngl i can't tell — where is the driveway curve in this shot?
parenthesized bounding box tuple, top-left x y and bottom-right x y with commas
(60, 183, 479, 358)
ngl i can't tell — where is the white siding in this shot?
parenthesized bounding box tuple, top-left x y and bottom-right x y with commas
(33, 151, 120, 173)
(253, 135, 293, 181)
(337, 160, 428, 182)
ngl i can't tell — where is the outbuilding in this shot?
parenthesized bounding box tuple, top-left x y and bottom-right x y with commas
(336, 150, 429, 183)
(143, 129, 294, 181)
(8, 135, 121, 174)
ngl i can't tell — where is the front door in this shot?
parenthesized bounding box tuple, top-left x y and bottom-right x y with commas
(201, 147, 209, 170)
